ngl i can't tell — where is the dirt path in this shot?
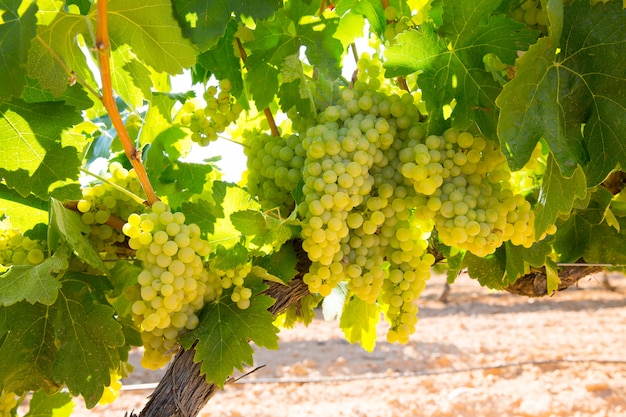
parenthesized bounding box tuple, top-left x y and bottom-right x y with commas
(71, 272, 626, 417)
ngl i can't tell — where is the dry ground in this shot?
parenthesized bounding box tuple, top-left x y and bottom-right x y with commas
(66, 272, 626, 417)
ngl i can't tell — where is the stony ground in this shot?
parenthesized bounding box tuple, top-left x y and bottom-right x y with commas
(67, 272, 626, 417)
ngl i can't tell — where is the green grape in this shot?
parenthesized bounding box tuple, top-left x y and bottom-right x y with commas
(123, 201, 212, 370)
(78, 162, 145, 258)
(0, 220, 47, 267)
(244, 131, 306, 215)
(179, 80, 243, 146)
(205, 261, 253, 309)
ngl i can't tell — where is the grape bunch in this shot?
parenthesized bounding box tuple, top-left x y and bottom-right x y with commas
(399, 128, 547, 256)
(244, 131, 306, 215)
(511, 0, 547, 33)
(205, 261, 253, 310)
(0, 219, 46, 266)
(0, 390, 17, 417)
(178, 79, 244, 146)
(382, 5, 413, 45)
(76, 162, 145, 258)
(123, 201, 212, 369)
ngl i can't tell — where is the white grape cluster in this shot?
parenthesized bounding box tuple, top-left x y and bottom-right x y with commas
(244, 131, 306, 215)
(0, 219, 46, 266)
(123, 201, 212, 369)
(0, 390, 17, 417)
(382, 5, 413, 44)
(511, 0, 547, 33)
(205, 261, 253, 310)
(400, 128, 549, 257)
(76, 162, 145, 258)
(179, 79, 244, 146)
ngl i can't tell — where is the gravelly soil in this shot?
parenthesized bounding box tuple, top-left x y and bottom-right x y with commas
(66, 272, 626, 417)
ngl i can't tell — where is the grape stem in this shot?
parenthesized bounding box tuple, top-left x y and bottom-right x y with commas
(235, 37, 281, 137)
(95, 0, 159, 206)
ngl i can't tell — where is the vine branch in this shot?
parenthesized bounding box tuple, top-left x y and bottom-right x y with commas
(95, 0, 159, 205)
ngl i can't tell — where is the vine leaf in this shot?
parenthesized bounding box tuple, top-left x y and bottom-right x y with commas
(462, 247, 507, 290)
(534, 154, 587, 238)
(49, 199, 109, 275)
(207, 183, 261, 249)
(497, 0, 626, 184)
(384, 0, 538, 135)
(0, 0, 37, 101)
(27, 10, 93, 97)
(245, 0, 343, 110)
(554, 189, 626, 266)
(24, 390, 74, 417)
(51, 277, 126, 409)
(107, 0, 197, 75)
(0, 302, 57, 394)
(0, 278, 125, 404)
(254, 243, 299, 284)
(0, 99, 83, 199)
(340, 296, 379, 352)
(334, 0, 386, 37)
(171, 0, 280, 52)
(180, 290, 278, 388)
(196, 19, 244, 98)
(0, 245, 68, 307)
(504, 238, 553, 283)
(109, 45, 153, 110)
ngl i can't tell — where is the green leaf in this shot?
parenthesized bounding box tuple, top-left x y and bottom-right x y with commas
(339, 296, 379, 352)
(196, 19, 244, 98)
(107, 0, 196, 75)
(245, 0, 343, 109)
(335, 0, 385, 36)
(534, 154, 587, 238)
(109, 45, 153, 110)
(207, 183, 261, 249)
(158, 161, 214, 208)
(0, 0, 37, 101)
(552, 187, 609, 263)
(26, 10, 93, 96)
(24, 390, 74, 417)
(231, 209, 268, 236)
(49, 199, 109, 275)
(385, 0, 538, 135)
(212, 243, 248, 271)
(583, 221, 626, 265)
(504, 237, 553, 283)
(497, 0, 626, 183)
(172, 0, 280, 51)
(462, 247, 507, 290)
(0, 99, 82, 200)
(180, 198, 218, 236)
(51, 277, 125, 408)
(0, 183, 48, 232)
(180, 291, 278, 387)
(108, 260, 141, 299)
(545, 259, 560, 296)
(254, 243, 299, 284)
(0, 245, 69, 307)
(0, 302, 57, 394)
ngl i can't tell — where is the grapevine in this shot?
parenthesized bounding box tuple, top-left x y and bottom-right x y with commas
(0, 0, 624, 416)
